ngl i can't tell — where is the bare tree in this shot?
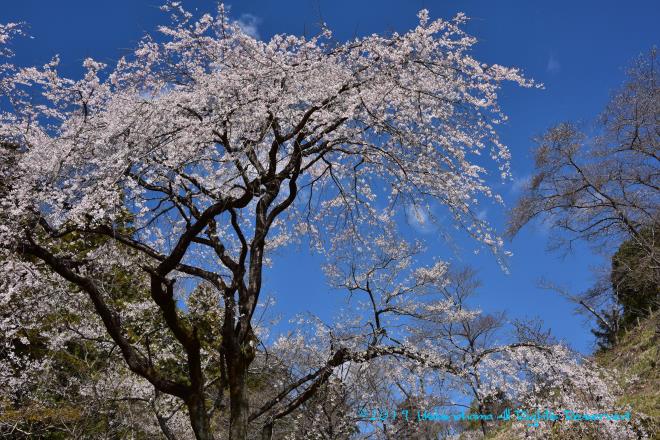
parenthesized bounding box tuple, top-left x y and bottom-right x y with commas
(508, 49, 658, 258)
(508, 49, 659, 342)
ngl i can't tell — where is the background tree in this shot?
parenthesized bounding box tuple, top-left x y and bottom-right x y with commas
(508, 49, 659, 350)
(611, 230, 659, 328)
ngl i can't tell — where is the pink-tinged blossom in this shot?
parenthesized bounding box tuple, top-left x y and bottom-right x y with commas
(0, 5, 645, 439)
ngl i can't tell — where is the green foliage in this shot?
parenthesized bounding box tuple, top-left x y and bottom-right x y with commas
(591, 230, 658, 352)
(0, 206, 162, 437)
(464, 390, 513, 435)
(611, 231, 659, 331)
(591, 306, 622, 351)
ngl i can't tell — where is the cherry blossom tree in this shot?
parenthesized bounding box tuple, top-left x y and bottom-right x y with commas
(0, 4, 645, 440)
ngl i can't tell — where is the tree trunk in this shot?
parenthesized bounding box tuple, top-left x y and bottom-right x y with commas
(228, 357, 251, 440)
(261, 421, 273, 440)
(223, 305, 257, 439)
(188, 393, 213, 440)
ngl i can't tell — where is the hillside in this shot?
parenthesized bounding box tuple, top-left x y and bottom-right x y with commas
(595, 311, 660, 439)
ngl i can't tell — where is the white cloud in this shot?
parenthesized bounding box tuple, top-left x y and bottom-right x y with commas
(236, 13, 261, 39)
(547, 54, 561, 74)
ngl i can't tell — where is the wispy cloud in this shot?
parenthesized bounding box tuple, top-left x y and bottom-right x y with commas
(405, 204, 436, 234)
(546, 54, 561, 74)
(510, 174, 531, 194)
(237, 13, 261, 39)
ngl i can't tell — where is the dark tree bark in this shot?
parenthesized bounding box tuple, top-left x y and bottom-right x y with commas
(188, 393, 213, 440)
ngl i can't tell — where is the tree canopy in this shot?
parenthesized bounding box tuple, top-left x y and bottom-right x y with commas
(0, 5, 651, 440)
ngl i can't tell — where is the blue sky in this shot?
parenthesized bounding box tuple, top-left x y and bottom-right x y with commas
(3, 0, 658, 353)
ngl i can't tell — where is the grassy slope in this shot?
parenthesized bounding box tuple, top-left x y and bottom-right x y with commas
(594, 311, 659, 439)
